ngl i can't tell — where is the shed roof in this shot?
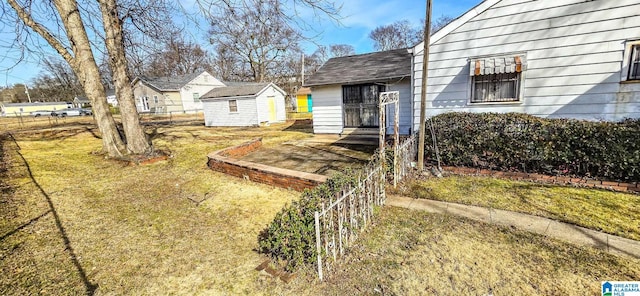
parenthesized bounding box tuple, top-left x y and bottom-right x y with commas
(201, 83, 271, 100)
(304, 48, 412, 87)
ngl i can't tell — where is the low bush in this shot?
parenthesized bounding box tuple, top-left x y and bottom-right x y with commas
(257, 172, 358, 271)
(425, 112, 640, 182)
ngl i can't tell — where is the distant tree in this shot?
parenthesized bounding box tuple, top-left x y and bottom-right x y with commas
(370, 16, 455, 51)
(0, 84, 29, 103)
(208, 0, 304, 82)
(369, 20, 421, 51)
(329, 44, 355, 57)
(304, 45, 330, 76)
(431, 14, 455, 33)
(31, 58, 84, 101)
(146, 34, 212, 77)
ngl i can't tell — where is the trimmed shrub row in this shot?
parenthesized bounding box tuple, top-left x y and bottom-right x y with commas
(257, 172, 358, 271)
(425, 112, 640, 182)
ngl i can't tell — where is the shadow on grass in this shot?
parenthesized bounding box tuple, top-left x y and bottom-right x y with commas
(283, 119, 313, 133)
(5, 133, 98, 295)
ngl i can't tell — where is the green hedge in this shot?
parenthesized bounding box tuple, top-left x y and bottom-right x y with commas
(425, 112, 640, 182)
(257, 172, 358, 271)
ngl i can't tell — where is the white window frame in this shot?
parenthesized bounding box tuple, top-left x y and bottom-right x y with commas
(621, 40, 640, 82)
(468, 53, 526, 105)
(193, 93, 200, 102)
(228, 100, 238, 113)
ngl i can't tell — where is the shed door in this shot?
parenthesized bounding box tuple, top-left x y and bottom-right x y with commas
(267, 97, 277, 122)
(343, 84, 384, 127)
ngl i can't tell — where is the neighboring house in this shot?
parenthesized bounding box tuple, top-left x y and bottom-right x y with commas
(132, 71, 224, 114)
(106, 89, 117, 106)
(304, 48, 413, 135)
(73, 96, 90, 108)
(0, 102, 71, 117)
(410, 0, 640, 129)
(201, 82, 286, 127)
(295, 87, 312, 113)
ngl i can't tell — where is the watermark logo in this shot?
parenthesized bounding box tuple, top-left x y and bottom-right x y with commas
(602, 282, 640, 296)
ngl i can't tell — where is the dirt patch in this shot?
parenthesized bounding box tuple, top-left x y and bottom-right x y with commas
(240, 141, 377, 176)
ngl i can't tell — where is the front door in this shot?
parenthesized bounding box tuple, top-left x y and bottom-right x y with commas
(343, 84, 385, 127)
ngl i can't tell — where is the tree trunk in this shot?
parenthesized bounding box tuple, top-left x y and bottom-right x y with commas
(99, 0, 151, 155)
(53, 0, 126, 157)
(6, 0, 127, 157)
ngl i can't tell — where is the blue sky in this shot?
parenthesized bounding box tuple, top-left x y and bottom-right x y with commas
(0, 0, 481, 87)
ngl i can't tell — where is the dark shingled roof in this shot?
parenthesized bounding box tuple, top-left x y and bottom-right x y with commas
(304, 48, 412, 87)
(201, 83, 270, 99)
(138, 72, 201, 91)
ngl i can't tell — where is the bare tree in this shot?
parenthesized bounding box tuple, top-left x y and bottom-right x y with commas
(329, 44, 355, 57)
(304, 45, 329, 76)
(431, 14, 455, 33)
(31, 57, 84, 101)
(208, 0, 304, 83)
(369, 20, 421, 51)
(146, 34, 212, 77)
(4, 0, 126, 156)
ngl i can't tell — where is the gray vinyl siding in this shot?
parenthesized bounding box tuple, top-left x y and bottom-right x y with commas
(311, 85, 344, 134)
(203, 97, 257, 127)
(413, 0, 640, 131)
(385, 78, 413, 135)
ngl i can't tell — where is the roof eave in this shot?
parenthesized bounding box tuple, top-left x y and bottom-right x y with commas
(304, 74, 411, 87)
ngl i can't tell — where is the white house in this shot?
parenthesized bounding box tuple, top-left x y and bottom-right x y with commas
(201, 82, 286, 127)
(106, 89, 117, 106)
(411, 0, 640, 131)
(304, 49, 413, 135)
(132, 71, 225, 114)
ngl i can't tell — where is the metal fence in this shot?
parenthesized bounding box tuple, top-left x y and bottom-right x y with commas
(313, 134, 417, 280)
(396, 134, 418, 181)
(0, 110, 204, 131)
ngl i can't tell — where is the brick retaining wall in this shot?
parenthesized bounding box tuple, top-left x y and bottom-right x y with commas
(442, 166, 640, 194)
(208, 139, 327, 191)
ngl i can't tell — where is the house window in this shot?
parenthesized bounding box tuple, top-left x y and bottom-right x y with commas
(228, 100, 238, 112)
(628, 45, 640, 81)
(470, 55, 525, 103)
(153, 95, 158, 104)
(193, 93, 200, 102)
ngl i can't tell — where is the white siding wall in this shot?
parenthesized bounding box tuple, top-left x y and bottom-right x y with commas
(203, 97, 258, 127)
(255, 85, 287, 123)
(311, 85, 343, 134)
(181, 72, 225, 112)
(412, 0, 640, 131)
(385, 78, 413, 135)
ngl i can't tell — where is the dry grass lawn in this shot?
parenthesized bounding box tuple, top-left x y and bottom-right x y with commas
(2, 120, 639, 295)
(321, 207, 640, 295)
(402, 176, 640, 241)
(0, 122, 321, 295)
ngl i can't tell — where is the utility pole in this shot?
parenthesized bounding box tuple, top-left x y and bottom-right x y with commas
(418, 0, 432, 171)
(301, 53, 305, 85)
(25, 85, 32, 103)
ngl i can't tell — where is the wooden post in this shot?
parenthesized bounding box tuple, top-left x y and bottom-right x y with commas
(314, 211, 323, 281)
(418, 0, 433, 171)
